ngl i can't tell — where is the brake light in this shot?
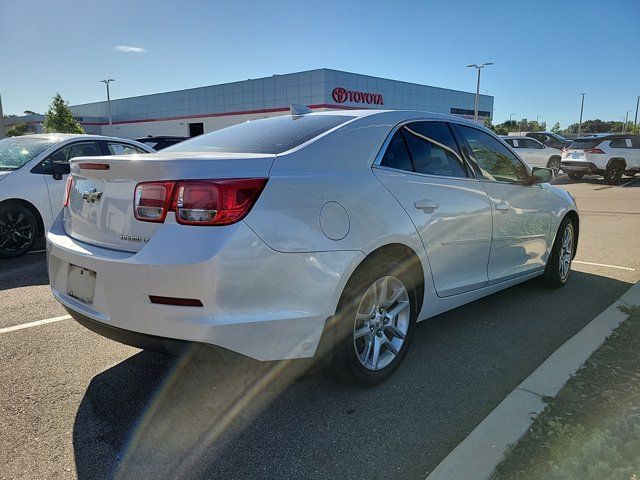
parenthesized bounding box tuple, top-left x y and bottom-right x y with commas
(133, 178, 267, 225)
(63, 176, 74, 207)
(585, 148, 605, 154)
(134, 181, 175, 223)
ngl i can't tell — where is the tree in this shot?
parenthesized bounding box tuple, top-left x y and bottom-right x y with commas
(6, 122, 30, 137)
(483, 117, 496, 132)
(41, 93, 83, 134)
(551, 122, 562, 134)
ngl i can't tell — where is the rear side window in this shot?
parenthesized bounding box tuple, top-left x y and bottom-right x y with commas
(522, 139, 543, 149)
(164, 114, 354, 155)
(380, 130, 413, 171)
(107, 143, 143, 155)
(631, 138, 640, 149)
(402, 122, 467, 177)
(609, 138, 630, 148)
(567, 138, 603, 149)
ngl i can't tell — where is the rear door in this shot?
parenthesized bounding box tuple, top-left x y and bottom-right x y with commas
(373, 121, 492, 297)
(455, 124, 553, 282)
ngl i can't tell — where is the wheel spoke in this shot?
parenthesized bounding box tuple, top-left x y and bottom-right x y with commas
(383, 336, 398, 356)
(361, 336, 373, 365)
(376, 277, 389, 306)
(371, 336, 382, 370)
(354, 325, 370, 340)
(386, 300, 410, 322)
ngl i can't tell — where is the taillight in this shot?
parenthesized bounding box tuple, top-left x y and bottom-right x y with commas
(63, 176, 74, 207)
(585, 148, 605, 154)
(134, 181, 175, 223)
(133, 178, 267, 226)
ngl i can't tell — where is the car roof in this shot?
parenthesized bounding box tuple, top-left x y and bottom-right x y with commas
(501, 136, 533, 140)
(135, 136, 188, 141)
(12, 133, 153, 150)
(574, 134, 640, 141)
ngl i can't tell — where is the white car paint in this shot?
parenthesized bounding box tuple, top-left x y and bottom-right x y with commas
(502, 136, 562, 169)
(561, 135, 640, 178)
(0, 134, 154, 246)
(47, 110, 578, 364)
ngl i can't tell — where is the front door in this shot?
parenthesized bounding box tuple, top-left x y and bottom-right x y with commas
(373, 121, 493, 297)
(455, 124, 552, 282)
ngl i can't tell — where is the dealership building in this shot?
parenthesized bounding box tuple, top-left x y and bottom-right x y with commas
(6, 68, 494, 139)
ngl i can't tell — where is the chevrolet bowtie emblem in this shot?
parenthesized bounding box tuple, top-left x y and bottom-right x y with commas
(82, 188, 103, 203)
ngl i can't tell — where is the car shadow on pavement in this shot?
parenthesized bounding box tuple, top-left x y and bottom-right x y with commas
(0, 241, 49, 291)
(72, 270, 632, 480)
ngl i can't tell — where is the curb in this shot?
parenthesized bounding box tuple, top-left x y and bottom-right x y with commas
(425, 280, 640, 480)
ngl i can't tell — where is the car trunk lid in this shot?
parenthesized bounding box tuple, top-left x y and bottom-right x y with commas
(64, 152, 274, 252)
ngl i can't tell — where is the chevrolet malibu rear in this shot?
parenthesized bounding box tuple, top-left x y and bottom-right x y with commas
(48, 109, 579, 386)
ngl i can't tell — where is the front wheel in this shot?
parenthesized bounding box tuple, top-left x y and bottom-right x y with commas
(0, 204, 38, 258)
(547, 157, 561, 176)
(541, 217, 575, 288)
(331, 257, 417, 386)
(604, 161, 624, 185)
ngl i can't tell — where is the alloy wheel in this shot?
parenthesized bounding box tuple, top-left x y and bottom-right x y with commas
(0, 209, 34, 254)
(558, 224, 573, 282)
(353, 276, 410, 371)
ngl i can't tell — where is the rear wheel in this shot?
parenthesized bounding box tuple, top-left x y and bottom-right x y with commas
(547, 157, 561, 176)
(568, 172, 584, 181)
(541, 217, 575, 288)
(0, 204, 38, 258)
(604, 161, 624, 185)
(331, 257, 417, 386)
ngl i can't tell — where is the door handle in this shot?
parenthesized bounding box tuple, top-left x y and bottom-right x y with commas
(414, 199, 439, 211)
(495, 201, 510, 211)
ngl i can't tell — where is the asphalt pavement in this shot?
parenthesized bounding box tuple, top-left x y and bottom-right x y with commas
(1, 176, 639, 480)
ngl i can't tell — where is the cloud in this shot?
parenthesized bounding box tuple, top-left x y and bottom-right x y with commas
(114, 45, 146, 53)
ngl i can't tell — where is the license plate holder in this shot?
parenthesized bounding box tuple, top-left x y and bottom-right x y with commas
(67, 264, 96, 304)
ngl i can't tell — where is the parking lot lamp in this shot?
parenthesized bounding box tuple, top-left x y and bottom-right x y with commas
(509, 113, 514, 122)
(634, 96, 639, 134)
(0, 93, 5, 139)
(623, 110, 630, 133)
(578, 93, 585, 135)
(467, 63, 493, 123)
(100, 79, 115, 135)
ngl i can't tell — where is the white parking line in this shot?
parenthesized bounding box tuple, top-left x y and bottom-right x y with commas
(27, 249, 46, 254)
(573, 260, 636, 271)
(0, 315, 71, 334)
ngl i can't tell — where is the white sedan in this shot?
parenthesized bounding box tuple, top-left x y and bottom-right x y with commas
(502, 136, 563, 175)
(47, 110, 579, 386)
(0, 134, 153, 257)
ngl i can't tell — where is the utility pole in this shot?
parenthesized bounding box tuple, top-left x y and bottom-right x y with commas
(509, 113, 514, 122)
(0, 93, 5, 139)
(100, 79, 115, 135)
(467, 63, 493, 123)
(578, 93, 585, 135)
(623, 111, 630, 133)
(634, 96, 639, 134)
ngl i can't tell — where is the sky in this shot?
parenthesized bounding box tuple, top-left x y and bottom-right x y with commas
(1, 0, 639, 128)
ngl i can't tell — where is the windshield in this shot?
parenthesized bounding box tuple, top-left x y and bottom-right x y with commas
(164, 115, 354, 155)
(0, 137, 56, 171)
(549, 133, 568, 141)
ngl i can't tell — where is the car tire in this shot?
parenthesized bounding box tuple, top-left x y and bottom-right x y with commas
(625, 171, 636, 178)
(331, 256, 417, 387)
(546, 157, 561, 176)
(604, 161, 624, 185)
(0, 203, 38, 258)
(567, 172, 584, 181)
(541, 216, 575, 289)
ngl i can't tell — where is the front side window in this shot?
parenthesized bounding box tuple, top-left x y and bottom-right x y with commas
(457, 125, 529, 183)
(402, 122, 467, 178)
(37, 141, 102, 174)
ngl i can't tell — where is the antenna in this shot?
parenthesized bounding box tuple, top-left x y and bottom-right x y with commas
(290, 104, 312, 116)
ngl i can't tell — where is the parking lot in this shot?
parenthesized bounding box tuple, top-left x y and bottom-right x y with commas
(1, 175, 639, 480)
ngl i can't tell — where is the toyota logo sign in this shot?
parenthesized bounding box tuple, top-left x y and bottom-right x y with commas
(332, 87, 383, 105)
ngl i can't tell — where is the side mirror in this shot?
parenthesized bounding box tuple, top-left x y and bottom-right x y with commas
(51, 163, 70, 181)
(532, 167, 553, 183)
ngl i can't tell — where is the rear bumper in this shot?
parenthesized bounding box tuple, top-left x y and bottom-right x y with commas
(47, 213, 363, 361)
(560, 161, 600, 174)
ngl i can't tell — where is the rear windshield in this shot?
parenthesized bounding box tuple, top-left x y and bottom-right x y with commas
(567, 138, 603, 149)
(164, 115, 354, 155)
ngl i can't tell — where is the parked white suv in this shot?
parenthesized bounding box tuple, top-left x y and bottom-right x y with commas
(0, 134, 153, 257)
(47, 110, 579, 385)
(561, 134, 640, 184)
(502, 136, 563, 175)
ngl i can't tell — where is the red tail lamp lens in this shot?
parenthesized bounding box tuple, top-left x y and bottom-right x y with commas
(63, 175, 74, 207)
(134, 181, 174, 222)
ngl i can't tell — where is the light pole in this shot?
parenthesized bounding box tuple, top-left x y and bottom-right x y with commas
(578, 93, 585, 135)
(509, 113, 514, 123)
(0, 92, 5, 139)
(467, 62, 493, 123)
(623, 110, 631, 133)
(100, 79, 115, 135)
(634, 96, 639, 134)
